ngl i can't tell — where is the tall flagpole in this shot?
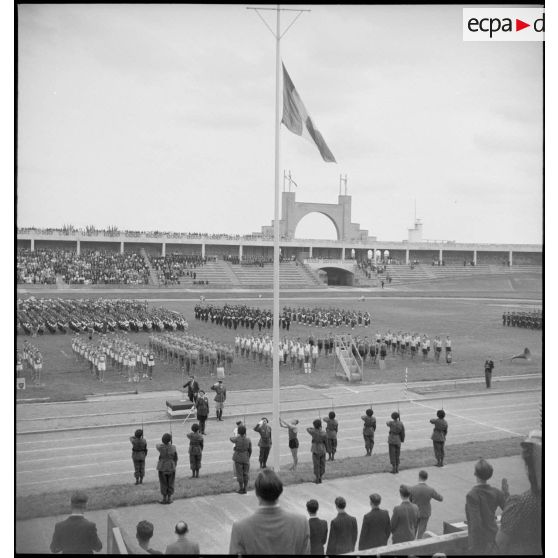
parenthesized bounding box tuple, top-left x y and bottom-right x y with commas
(247, 3, 310, 472)
(271, 4, 281, 472)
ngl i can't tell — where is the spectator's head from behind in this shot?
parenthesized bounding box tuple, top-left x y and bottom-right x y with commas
(175, 521, 188, 537)
(437, 409, 446, 419)
(334, 496, 347, 511)
(191, 423, 199, 433)
(474, 458, 493, 483)
(399, 484, 411, 500)
(70, 491, 88, 513)
(134, 429, 143, 438)
(306, 499, 319, 516)
(255, 469, 283, 505)
(328, 411, 336, 419)
(162, 433, 172, 444)
(369, 493, 381, 508)
(391, 411, 400, 421)
(418, 470, 428, 481)
(237, 425, 246, 436)
(366, 408, 373, 417)
(313, 418, 322, 429)
(136, 520, 154, 547)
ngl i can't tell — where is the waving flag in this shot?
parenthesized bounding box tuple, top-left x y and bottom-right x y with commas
(281, 63, 336, 163)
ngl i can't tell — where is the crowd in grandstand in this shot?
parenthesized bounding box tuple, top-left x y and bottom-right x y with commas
(194, 304, 373, 331)
(502, 310, 542, 330)
(16, 297, 186, 336)
(149, 254, 207, 285)
(17, 248, 150, 285)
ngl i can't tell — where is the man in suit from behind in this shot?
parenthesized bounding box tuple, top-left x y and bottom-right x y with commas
(164, 521, 200, 555)
(410, 470, 444, 538)
(50, 491, 102, 554)
(229, 469, 310, 555)
(358, 493, 391, 551)
(306, 499, 328, 555)
(390, 484, 419, 544)
(326, 496, 358, 555)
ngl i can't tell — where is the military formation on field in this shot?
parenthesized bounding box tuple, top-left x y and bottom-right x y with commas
(194, 303, 372, 331)
(502, 310, 542, 330)
(16, 297, 187, 336)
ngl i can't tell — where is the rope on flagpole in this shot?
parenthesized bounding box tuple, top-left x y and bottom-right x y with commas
(404, 367, 408, 400)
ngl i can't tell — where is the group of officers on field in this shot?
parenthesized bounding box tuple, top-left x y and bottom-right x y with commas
(129, 388, 449, 499)
(502, 310, 542, 330)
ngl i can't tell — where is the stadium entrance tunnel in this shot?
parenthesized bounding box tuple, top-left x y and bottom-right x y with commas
(319, 267, 354, 286)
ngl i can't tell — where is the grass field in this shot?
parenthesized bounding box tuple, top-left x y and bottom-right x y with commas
(15, 435, 523, 520)
(16, 292, 542, 402)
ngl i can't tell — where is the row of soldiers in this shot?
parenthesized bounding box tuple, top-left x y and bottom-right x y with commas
(194, 304, 373, 332)
(502, 311, 542, 330)
(72, 333, 155, 382)
(130, 408, 448, 500)
(17, 341, 43, 383)
(148, 332, 235, 375)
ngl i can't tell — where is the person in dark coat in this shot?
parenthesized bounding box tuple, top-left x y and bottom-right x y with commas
(326, 496, 358, 555)
(358, 493, 391, 550)
(430, 409, 448, 467)
(484, 357, 495, 388)
(230, 424, 252, 494)
(183, 375, 200, 403)
(307, 418, 327, 484)
(195, 390, 209, 435)
(323, 411, 338, 461)
(391, 485, 419, 543)
(156, 433, 178, 504)
(50, 491, 103, 554)
(254, 417, 272, 469)
(186, 423, 204, 478)
(386, 411, 405, 473)
(410, 470, 444, 538)
(130, 428, 148, 484)
(306, 499, 328, 555)
(362, 408, 376, 456)
(465, 458, 509, 554)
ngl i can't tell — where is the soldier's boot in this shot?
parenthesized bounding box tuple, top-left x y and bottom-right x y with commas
(439, 458, 444, 467)
(139, 476, 143, 484)
(391, 465, 397, 474)
(135, 477, 139, 485)
(331, 452, 335, 461)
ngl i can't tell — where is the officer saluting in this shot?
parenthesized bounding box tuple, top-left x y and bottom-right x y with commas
(211, 379, 227, 421)
(130, 429, 148, 485)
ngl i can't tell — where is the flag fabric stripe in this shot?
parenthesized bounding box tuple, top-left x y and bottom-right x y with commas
(281, 64, 336, 163)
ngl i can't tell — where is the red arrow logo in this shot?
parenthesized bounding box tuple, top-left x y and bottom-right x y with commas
(516, 19, 530, 31)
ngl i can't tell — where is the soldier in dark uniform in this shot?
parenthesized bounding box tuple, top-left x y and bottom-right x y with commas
(230, 424, 252, 494)
(387, 411, 405, 474)
(195, 390, 210, 434)
(211, 379, 227, 421)
(307, 418, 327, 484)
(361, 408, 376, 456)
(430, 410, 448, 467)
(484, 357, 495, 388)
(186, 423, 204, 478)
(156, 433, 177, 504)
(130, 429, 148, 484)
(254, 417, 272, 469)
(183, 375, 199, 403)
(323, 411, 338, 461)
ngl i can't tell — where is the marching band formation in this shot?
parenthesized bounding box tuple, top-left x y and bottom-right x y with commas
(16, 297, 187, 336)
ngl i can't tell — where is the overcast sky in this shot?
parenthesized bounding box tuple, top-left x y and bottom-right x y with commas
(17, 4, 543, 244)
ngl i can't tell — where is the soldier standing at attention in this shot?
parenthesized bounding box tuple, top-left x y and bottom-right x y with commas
(484, 357, 495, 388)
(362, 408, 376, 456)
(186, 423, 204, 478)
(211, 379, 227, 420)
(387, 412, 405, 474)
(307, 418, 328, 484)
(156, 433, 177, 505)
(323, 411, 338, 461)
(430, 410, 448, 467)
(254, 418, 272, 469)
(230, 425, 252, 494)
(195, 390, 210, 435)
(130, 429, 148, 485)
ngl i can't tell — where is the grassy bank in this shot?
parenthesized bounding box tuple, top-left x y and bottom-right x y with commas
(16, 436, 522, 521)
